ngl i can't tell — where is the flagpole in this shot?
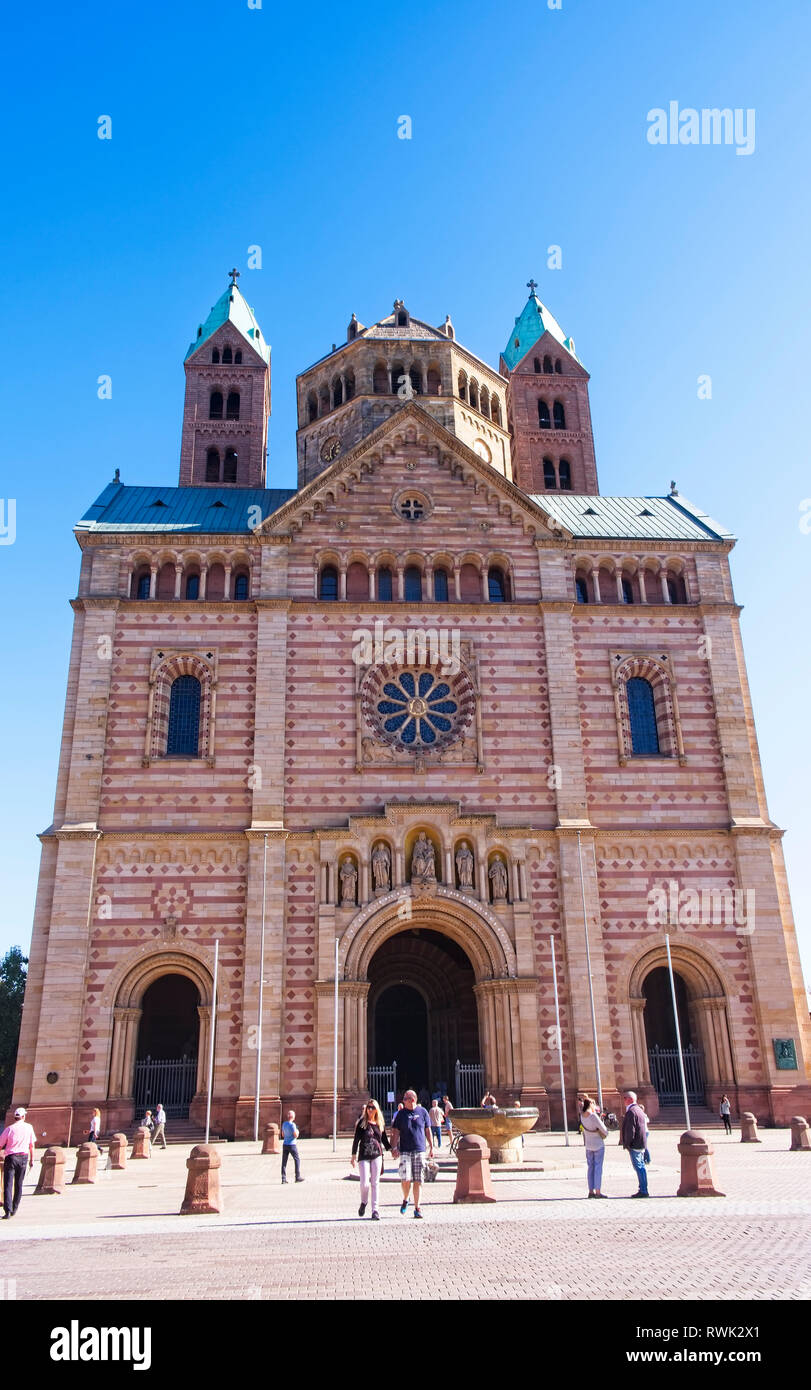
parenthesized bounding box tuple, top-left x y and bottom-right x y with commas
(577, 830, 603, 1111)
(664, 931, 691, 1131)
(550, 935, 569, 1146)
(253, 833, 268, 1143)
(332, 933, 339, 1152)
(205, 936, 219, 1144)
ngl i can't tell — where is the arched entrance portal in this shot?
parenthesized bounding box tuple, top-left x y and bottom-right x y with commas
(642, 966, 704, 1105)
(133, 974, 200, 1119)
(368, 929, 480, 1101)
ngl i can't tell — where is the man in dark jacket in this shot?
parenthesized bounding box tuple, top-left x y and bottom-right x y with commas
(620, 1090, 649, 1197)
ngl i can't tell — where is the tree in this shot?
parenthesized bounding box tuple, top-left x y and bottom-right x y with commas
(0, 947, 28, 1116)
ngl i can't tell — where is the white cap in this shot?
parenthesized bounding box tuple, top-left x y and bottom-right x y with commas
(14, 1107, 26, 1118)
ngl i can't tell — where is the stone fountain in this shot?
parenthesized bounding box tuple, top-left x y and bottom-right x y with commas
(450, 1107, 539, 1163)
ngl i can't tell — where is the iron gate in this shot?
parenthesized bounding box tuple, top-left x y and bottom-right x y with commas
(647, 1045, 705, 1104)
(455, 1060, 485, 1108)
(367, 1062, 398, 1120)
(133, 1055, 197, 1118)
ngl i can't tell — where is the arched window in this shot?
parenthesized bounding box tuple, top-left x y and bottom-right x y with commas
(555, 359, 562, 373)
(211, 348, 220, 364)
(553, 400, 566, 429)
(543, 457, 557, 489)
(319, 565, 338, 600)
(307, 392, 318, 423)
(491, 397, 501, 424)
(391, 362, 405, 397)
(132, 567, 151, 599)
(538, 399, 551, 429)
(222, 345, 232, 364)
(627, 677, 660, 755)
(346, 561, 369, 600)
(234, 350, 242, 364)
(345, 371, 355, 400)
(377, 566, 393, 601)
(156, 561, 175, 599)
(166, 676, 201, 757)
(558, 458, 572, 490)
(459, 562, 480, 600)
(433, 568, 449, 601)
(332, 379, 343, 409)
(533, 358, 541, 374)
(185, 572, 200, 600)
(543, 355, 553, 373)
(409, 366, 422, 395)
(205, 448, 220, 482)
(667, 574, 687, 604)
(469, 382, 479, 411)
(488, 566, 507, 602)
(621, 576, 634, 604)
(209, 390, 223, 420)
(480, 387, 490, 418)
(404, 566, 422, 602)
(458, 373, 468, 402)
(226, 391, 240, 420)
(575, 575, 589, 604)
(206, 563, 225, 600)
(233, 571, 249, 600)
(427, 366, 441, 394)
(223, 449, 238, 484)
(319, 385, 330, 415)
(373, 362, 389, 394)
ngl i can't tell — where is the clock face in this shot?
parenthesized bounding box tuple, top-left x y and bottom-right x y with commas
(320, 435, 341, 462)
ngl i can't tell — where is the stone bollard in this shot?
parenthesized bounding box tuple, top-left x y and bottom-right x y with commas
(71, 1142, 99, 1185)
(130, 1126, 151, 1160)
(677, 1130, 725, 1197)
(789, 1116, 811, 1151)
(453, 1134, 497, 1205)
(108, 1133, 128, 1170)
(740, 1112, 761, 1143)
(35, 1146, 66, 1195)
(261, 1122, 280, 1155)
(180, 1144, 222, 1214)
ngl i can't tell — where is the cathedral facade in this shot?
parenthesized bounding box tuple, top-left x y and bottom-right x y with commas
(13, 278, 811, 1140)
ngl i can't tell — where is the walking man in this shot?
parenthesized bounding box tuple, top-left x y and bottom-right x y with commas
(0, 1107, 37, 1219)
(391, 1090, 433, 1219)
(281, 1110, 304, 1184)
(621, 1090, 649, 1197)
(429, 1099, 444, 1150)
(152, 1103, 168, 1150)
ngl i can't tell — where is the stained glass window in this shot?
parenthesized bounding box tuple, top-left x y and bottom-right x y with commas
(167, 676, 201, 757)
(376, 670, 458, 748)
(628, 677, 659, 755)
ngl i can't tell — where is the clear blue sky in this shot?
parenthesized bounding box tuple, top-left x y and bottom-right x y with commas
(1, 0, 809, 989)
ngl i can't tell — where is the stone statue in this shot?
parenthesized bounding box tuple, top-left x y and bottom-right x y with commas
(411, 832, 436, 883)
(371, 842, 391, 892)
(455, 842, 474, 890)
(339, 857, 357, 905)
(489, 855, 509, 902)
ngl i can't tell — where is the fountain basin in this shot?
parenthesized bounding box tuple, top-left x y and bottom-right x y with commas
(450, 1107, 539, 1163)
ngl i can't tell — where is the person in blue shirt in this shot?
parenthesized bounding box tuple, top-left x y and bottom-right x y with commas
(391, 1089, 433, 1219)
(281, 1110, 304, 1184)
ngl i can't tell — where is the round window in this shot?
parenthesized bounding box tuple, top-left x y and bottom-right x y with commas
(361, 664, 475, 753)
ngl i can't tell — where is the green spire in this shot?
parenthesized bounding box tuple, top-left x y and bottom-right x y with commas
(186, 278, 270, 363)
(502, 284, 579, 370)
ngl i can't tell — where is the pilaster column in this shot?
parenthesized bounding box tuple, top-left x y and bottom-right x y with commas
(637, 569, 648, 603)
(444, 847, 453, 885)
(394, 846, 405, 887)
(108, 1006, 141, 1098)
(149, 564, 158, 599)
(199, 563, 208, 599)
(590, 568, 601, 603)
(452, 564, 461, 601)
(223, 563, 232, 600)
(480, 568, 489, 601)
(396, 565, 404, 601)
(339, 565, 347, 600)
(630, 998, 649, 1084)
(196, 1006, 211, 1094)
(478, 859, 489, 903)
(173, 564, 183, 599)
(659, 568, 671, 602)
(360, 856, 370, 905)
(368, 568, 376, 601)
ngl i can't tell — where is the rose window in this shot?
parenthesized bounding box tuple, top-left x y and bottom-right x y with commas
(361, 664, 475, 754)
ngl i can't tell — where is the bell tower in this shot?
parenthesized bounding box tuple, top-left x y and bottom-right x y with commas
(501, 283, 599, 496)
(179, 271, 271, 487)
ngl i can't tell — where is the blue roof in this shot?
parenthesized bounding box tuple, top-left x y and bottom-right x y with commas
(503, 292, 580, 371)
(77, 483, 295, 535)
(535, 492, 735, 542)
(185, 284, 270, 364)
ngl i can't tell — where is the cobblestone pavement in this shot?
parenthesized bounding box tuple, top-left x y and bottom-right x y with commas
(2, 1131, 809, 1301)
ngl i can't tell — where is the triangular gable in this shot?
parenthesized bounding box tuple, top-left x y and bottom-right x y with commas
(501, 327, 587, 381)
(257, 400, 572, 540)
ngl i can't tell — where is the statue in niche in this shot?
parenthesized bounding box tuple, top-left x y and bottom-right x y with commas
(411, 833, 437, 884)
(371, 842, 391, 893)
(489, 855, 509, 902)
(339, 857, 357, 905)
(455, 842, 475, 891)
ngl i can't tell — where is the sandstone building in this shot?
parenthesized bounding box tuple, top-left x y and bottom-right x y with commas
(13, 276, 810, 1139)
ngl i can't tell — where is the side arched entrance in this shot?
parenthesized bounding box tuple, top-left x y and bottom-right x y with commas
(107, 953, 214, 1121)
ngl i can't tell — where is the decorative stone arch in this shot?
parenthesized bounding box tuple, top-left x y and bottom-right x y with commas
(144, 650, 217, 765)
(341, 889, 516, 983)
(622, 937, 736, 1096)
(104, 946, 217, 1104)
(611, 651, 685, 764)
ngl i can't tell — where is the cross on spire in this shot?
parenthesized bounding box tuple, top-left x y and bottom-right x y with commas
(228, 267, 241, 287)
(527, 278, 538, 297)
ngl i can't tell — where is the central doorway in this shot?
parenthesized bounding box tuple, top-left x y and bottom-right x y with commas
(133, 973, 200, 1119)
(368, 928, 479, 1102)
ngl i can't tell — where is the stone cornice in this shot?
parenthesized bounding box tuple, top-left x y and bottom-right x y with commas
(78, 532, 263, 549)
(70, 597, 120, 611)
(536, 537, 734, 554)
(46, 828, 103, 843)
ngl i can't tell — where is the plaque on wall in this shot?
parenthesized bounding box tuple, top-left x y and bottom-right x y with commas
(773, 1038, 798, 1070)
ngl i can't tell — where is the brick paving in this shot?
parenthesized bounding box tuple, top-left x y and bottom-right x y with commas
(2, 1130, 809, 1301)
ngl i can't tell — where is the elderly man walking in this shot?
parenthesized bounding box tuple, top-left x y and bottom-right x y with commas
(391, 1090, 433, 1219)
(621, 1090, 650, 1197)
(0, 1107, 37, 1219)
